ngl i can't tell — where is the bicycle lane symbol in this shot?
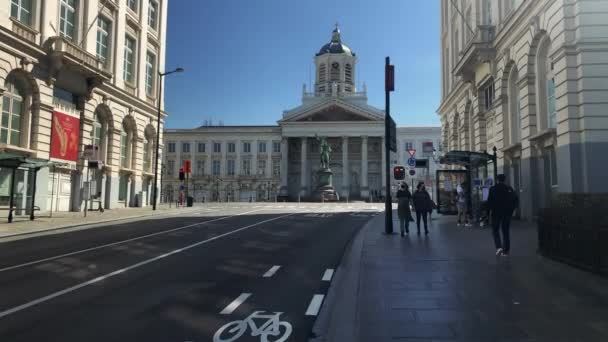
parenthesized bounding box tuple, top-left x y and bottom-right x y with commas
(213, 311, 293, 342)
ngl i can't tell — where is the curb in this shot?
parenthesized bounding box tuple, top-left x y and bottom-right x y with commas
(0, 208, 200, 241)
(310, 211, 383, 342)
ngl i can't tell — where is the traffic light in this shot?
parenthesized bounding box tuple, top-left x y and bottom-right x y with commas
(179, 168, 185, 181)
(393, 166, 405, 180)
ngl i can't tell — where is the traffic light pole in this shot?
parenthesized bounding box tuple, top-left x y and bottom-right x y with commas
(384, 57, 394, 234)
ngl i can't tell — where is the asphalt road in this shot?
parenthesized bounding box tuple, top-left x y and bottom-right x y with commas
(0, 203, 380, 342)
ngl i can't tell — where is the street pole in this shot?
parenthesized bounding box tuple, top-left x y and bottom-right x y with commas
(384, 56, 394, 234)
(152, 68, 183, 211)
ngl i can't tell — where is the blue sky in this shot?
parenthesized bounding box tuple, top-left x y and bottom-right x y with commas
(164, 0, 441, 128)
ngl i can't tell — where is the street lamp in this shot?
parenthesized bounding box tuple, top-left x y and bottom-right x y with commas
(152, 67, 184, 210)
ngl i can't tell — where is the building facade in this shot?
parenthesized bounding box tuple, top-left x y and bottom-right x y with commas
(163, 27, 441, 202)
(438, 0, 608, 220)
(0, 0, 169, 213)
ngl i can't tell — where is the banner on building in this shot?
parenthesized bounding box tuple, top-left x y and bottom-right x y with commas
(51, 111, 80, 161)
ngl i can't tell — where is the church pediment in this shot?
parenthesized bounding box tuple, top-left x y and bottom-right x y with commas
(296, 105, 373, 122)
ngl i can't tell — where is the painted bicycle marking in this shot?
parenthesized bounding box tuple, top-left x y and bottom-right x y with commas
(214, 311, 292, 342)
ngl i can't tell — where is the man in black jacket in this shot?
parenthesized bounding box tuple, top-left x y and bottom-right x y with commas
(487, 174, 518, 256)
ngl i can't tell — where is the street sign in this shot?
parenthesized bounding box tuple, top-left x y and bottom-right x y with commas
(385, 64, 395, 92)
(407, 148, 416, 157)
(409, 169, 416, 176)
(415, 159, 428, 168)
(407, 157, 416, 167)
(184, 160, 192, 174)
(389, 116, 397, 152)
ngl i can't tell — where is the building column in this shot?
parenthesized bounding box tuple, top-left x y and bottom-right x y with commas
(342, 136, 349, 198)
(381, 136, 386, 195)
(175, 140, 182, 175)
(361, 136, 369, 198)
(252, 139, 258, 178)
(191, 140, 196, 176)
(300, 137, 308, 198)
(235, 140, 241, 176)
(280, 137, 288, 196)
(266, 141, 272, 178)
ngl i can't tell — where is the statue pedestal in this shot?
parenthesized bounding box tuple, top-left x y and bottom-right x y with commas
(313, 168, 339, 202)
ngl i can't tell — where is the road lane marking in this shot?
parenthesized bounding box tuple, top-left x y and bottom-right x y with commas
(220, 293, 252, 315)
(0, 209, 265, 273)
(305, 294, 325, 316)
(322, 269, 334, 282)
(0, 212, 296, 319)
(262, 265, 281, 278)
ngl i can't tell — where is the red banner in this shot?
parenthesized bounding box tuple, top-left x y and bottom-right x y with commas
(50, 111, 80, 161)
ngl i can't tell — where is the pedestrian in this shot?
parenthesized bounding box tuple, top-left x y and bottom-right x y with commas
(412, 181, 432, 235)
(487, 174, 519, 256)
(456, 183, 471, 227)
(396, 183, 413, 237)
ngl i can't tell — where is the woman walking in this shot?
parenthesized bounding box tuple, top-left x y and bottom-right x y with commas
(396, 183, 413, 237)
(412, 182, 433, 235)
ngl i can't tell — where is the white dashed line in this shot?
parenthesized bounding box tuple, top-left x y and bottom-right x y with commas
(220, 293, 252, 315)
(262, 265, 281, 278)
(322, 269, 334, 282)
(305, 294, 325, 316)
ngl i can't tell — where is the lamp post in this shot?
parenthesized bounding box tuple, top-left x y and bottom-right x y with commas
(152, 67, 184, 210)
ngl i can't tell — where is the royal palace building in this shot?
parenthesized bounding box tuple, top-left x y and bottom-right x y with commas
(438, 0, 608, 220)
(163, 26, 441, 202)
(0, 0, 169, 214)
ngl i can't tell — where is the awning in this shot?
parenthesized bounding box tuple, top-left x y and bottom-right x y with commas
(0, 153, 67, 169)
(439, 150, 496, 168)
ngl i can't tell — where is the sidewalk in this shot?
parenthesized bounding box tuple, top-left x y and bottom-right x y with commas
(314, 212, 608, 342)
(0, 203, 203, 239)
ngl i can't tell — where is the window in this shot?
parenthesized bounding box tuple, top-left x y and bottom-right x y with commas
(243, 142, 251, 153)
(258, 142, 267, 153)
(228, 143, 236, 153)
(547, 62, 557, 129)
(143, 137, 151, 171)
(212, 160, 220, 176)
(92, 116, 103, 159)
(11, 0, 32, 26)
(537, 36, 556, 130)
(465, 7, 472, 43)
(227, 159, 235, 176)
(119, 174, 128, 201)
(345, 64, 352, 84)
(273, 141, 281, 153)
(196, 160, 205, 176)
(1, 77, 24, 146)
(59, 0, 77, 41)
(272, 159, 280, 177)
(319, 64, 326, 82)
(213, 142, 221, 153)
(545, 147, 558, 187)
(96, 17, 111, 65)
(120, 132, 128, 168)
(509, 67, 521, 144)
(242, 159, 251, 176)
(182, 143, 190, 153)
(167, 142, 175, 153)
(123, 36, 136, 84)
(198, 142, 206, 153)
(258, 160, 266, 176)
(148, 0, 158, 30)
(482, 0, 492, 25)
(166, 160, 174, 175)
(404, 142, 414, 151)
(483, 80, 495, 111)
(146, 51, 157, 97)
(127, 0, 137, 12)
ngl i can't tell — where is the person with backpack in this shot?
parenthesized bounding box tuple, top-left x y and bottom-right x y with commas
(396, 182, 413, 237)
(412, 182, 433, 235)
(487, 174, 519, 256)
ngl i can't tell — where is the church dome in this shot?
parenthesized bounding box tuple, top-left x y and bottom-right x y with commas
(316, 25, 355, 56)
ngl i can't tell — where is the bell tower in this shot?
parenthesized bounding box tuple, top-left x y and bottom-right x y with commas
(314, 24, 357, 97)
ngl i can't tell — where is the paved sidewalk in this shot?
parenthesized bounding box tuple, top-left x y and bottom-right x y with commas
(0, 203, 203, 239)
(314, 212, 608, 342)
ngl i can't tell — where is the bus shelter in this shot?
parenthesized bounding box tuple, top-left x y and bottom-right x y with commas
(0, 153, 65, 223)
(435, 148, 497, 224)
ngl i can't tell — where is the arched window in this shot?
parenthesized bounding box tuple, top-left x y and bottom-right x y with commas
(120, 131, 129, 168)
(508, 66, 521, 144)
(1, 77, 25, 146)
(345, 64, 352, 84)
(536, 36, 556, 130)
(318, 63, 326, 82)
(453, 113, 460, 150)
(143, 126, 155, 173)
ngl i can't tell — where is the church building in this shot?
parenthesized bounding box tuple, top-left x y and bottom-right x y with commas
(163, 26, 441, 202)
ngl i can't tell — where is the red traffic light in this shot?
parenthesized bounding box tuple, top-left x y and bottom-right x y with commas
(393, 166, 405, 180)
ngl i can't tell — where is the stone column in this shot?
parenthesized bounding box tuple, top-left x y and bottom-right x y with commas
(280, 137, 288, 196)
(300, 137, 308, 198)
(361, 136, 369, 198)
(191, 140, 196, 176)
(266, 141, 272, 178)
(235, 140, 241, 177)
(252, 139, 258, 178)
(381, 136, 386, 195)
(342, 136, 349, 198)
